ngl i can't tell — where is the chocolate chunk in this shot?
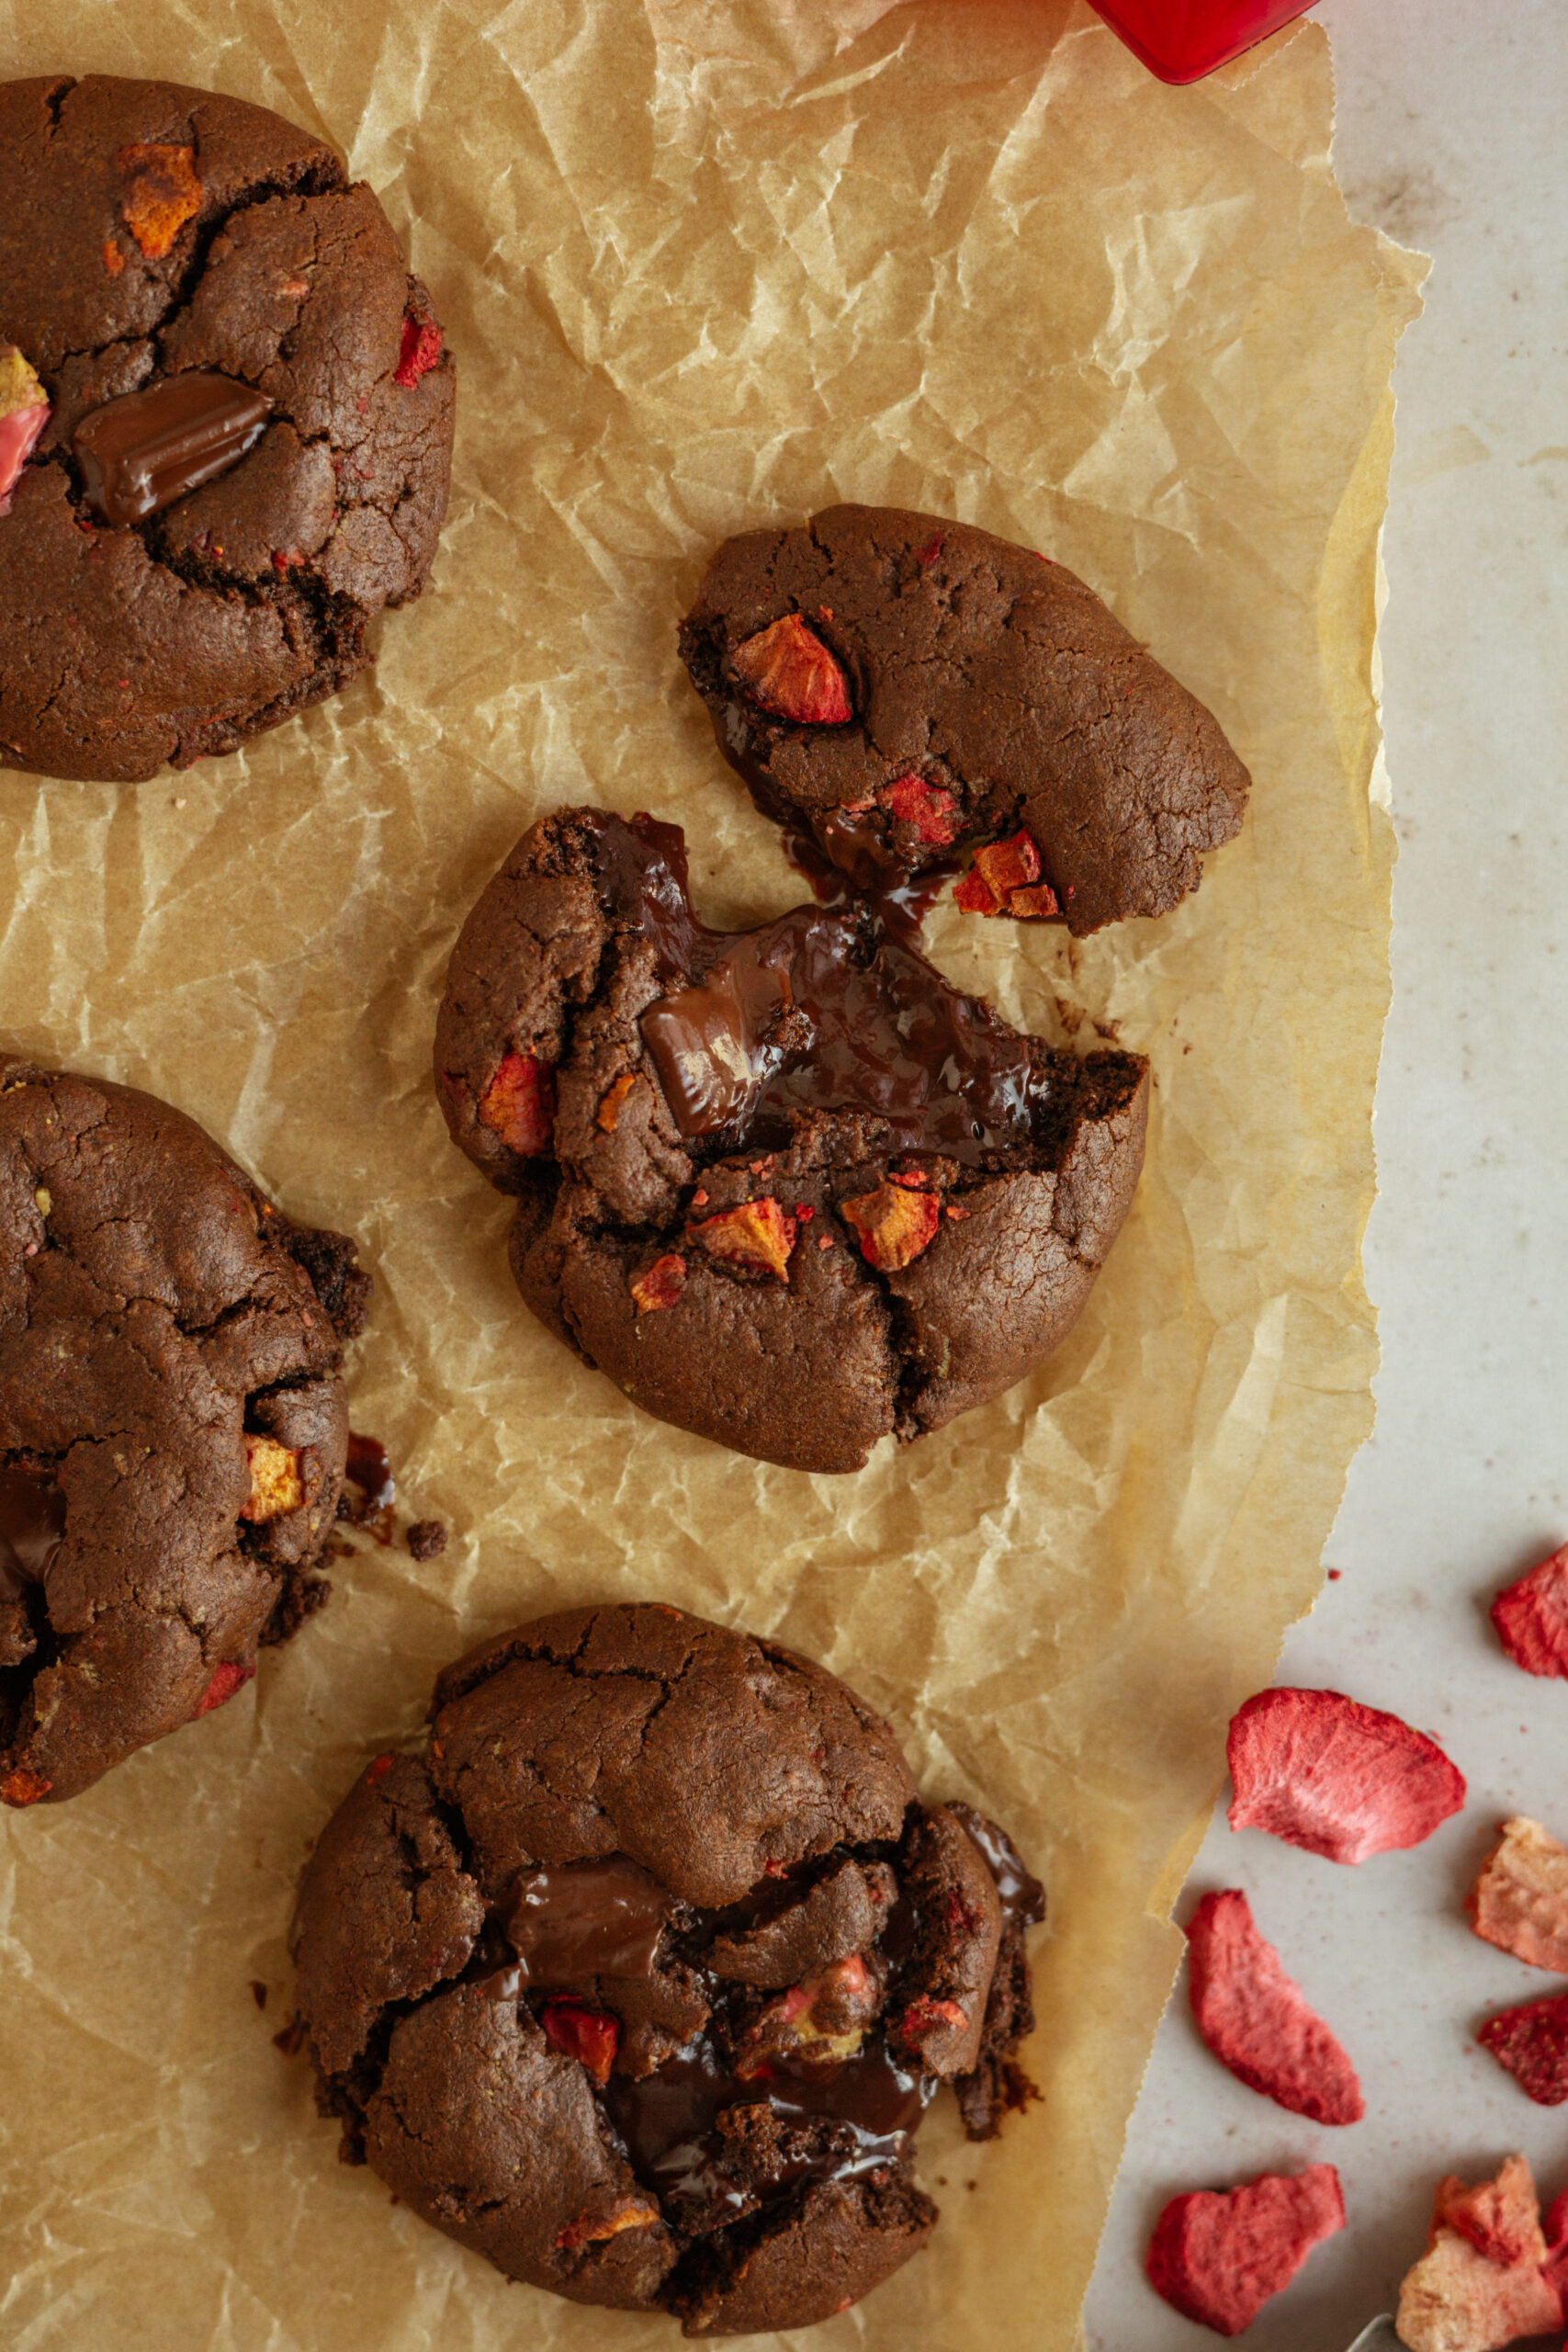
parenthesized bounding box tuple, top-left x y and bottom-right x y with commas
(405, 1517, 447, 1561)
(503, 1859, 671, 1985)
(0, 1465, 66, 1602)
(73, 370, 272, 525)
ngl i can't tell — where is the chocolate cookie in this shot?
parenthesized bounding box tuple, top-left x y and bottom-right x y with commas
(434, 806, 1147, 1474)
(0, 74, 454, 783)
(290, 1603, 1044, 2335)
(0, 1056, 369, 1807)
(678, 503, 1249, 936)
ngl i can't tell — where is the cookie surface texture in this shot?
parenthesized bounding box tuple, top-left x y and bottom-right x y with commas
(679, 503, 1249, 935)
(290, 1602, 1045, 2334)
(434, 807, 1148, 1473)
(0, 1057, 369, 1805)
(0, 74, 454, 782)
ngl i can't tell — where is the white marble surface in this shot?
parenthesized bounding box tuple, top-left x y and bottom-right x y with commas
(1083, 3, 1568, 2345)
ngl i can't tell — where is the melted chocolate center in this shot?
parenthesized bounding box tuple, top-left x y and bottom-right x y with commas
(502, 1858, 671, 1984)
(948, 1802, 1046, 1933)
(589, 813, 1049, 1161)
(73, 372, 272, 526)
(0, 1465, 65, 1605)
(601, 2031, 935, 2222)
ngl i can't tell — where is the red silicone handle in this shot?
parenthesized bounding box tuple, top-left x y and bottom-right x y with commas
(1086, 0, 1314, 85)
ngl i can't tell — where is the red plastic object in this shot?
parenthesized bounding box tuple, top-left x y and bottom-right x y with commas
(1087, 1, 1314, 85)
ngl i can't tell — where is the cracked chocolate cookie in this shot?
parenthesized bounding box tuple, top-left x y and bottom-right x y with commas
(678, 503, 1249, 936)
(0, 74, 454, 783)
(0, 1056, 370, 1807)
(434, 805, 1147, 1474)
(289, 1603, 1044, 2335)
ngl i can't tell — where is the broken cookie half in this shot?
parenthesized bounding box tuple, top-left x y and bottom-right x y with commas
(435, 806, 1147, 1473)
(678, 503, 1249, 937)
(288, 1603, 1045, 2335)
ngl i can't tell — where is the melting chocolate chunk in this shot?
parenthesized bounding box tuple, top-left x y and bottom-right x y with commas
(947, 1801, 1046, 1933)
(502, 1857, 672, 1984)
(73, 371, 272, 526)
(588, 813, 1050, 1162)
(0, 1465, 65, 1604)
(602, 2029, 934, 2224)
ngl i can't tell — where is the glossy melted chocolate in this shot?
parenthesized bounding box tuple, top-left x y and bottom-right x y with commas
(602, 2029, 934, 2222)
(502, 1858, 671, 1984)
(74, 371, 272, 526)
(948, 1802, 1046, 1934)
(474, 1840, 942, 2224)
(588, 813, 1049, 1161)
(0, 1465, 65, 1605)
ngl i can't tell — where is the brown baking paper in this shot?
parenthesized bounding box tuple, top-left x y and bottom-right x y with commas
(0, 4, 1423, 2346)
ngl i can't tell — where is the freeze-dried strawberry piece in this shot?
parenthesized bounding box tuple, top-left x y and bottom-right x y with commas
(687, 1198, 796, 1279)
(478, 1051, 556, 1156)
(629, 1252, 686, 1313)
(1541, 2188, 1568, 2306)
(555, 2197, 659, 2252)
(955, 829, 1058, 919)
(194, 1660, 256, 1717)
(1478, 1992, 1568, 2106)
(0, 346, 49, 518)
(393, 312, 443, 389)
(738, 1953, 879, 2076)
(596, 1072, 637, 1133)
(1146, 2164, 1345, 2335)
(1468, 1816, 1568, 1973)
(1396, 2157, 1561, 2352)
(728, 615, 852, 725)
(1, 1767, 51, 1807)
(541, 1999, 620, 2086)
(954, 867, 1004, 915)
(840, 1182, 941, 1272)
(1007, 881, 1061, 919)
(1491, 1543, 1568, 1680)
(1185, 1889, 1363, 2125)
(1434, 2157, 1548, 2268)
(877, 774, 961, 845)
(118, 141, 202, 259)
(241, 1434, 305, 1522)
(1226, 1687, 1466, 1864)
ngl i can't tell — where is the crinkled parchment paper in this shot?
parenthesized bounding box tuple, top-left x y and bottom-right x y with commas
(0, 3, 1424, 2346)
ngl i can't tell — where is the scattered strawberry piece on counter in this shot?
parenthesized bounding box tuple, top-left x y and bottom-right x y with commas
(1184, 1888, 1363, 2124)
(1395, 2155, 1562, 2352)
(1477, 1992, 1568, 2107)
(1145, 2163, 1345, 2335)
(1467, 1815, 1568, 1973)
(1491, 1542, 1568, 1681)
(1225, 1686, 1467, 1864)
